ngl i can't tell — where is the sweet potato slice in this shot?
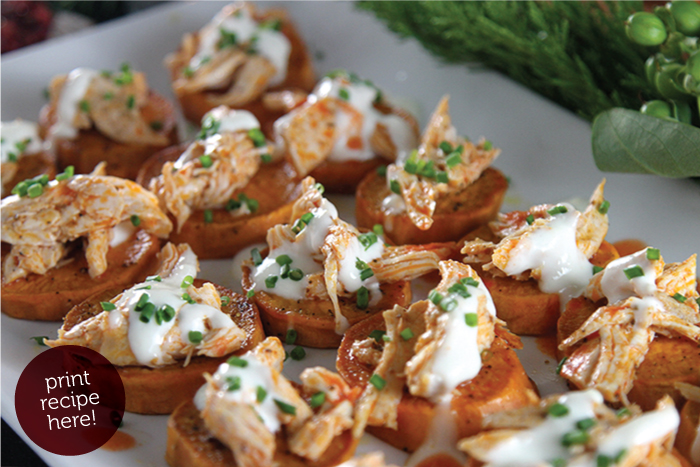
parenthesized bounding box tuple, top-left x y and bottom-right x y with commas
(166, 400, 358, 467)
(337, 313, 538, 452)
(137, 145, 303, 259)
(2, 151, 56, 198)
(465, 451, 692, 467)
(242, 261, 411, 348)
(355, 167, 508, 245)
(677, 400, 700, 467)
(1, 229, 161, 321)
(61, 280, 264, 414)
(38, 90, 178, 180)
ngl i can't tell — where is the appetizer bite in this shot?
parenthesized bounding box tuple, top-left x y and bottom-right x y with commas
(274, 70, 419, 193)
(676, 384, 700, 467)
(39, 64, 177, 179)
(1, 164, 171, 321)
(460, 389, 690, 467)
(241, 177, 453, 348)
(460, 180, 619, 335)
(142, 106, 303, 259)
(166, 337, 360, 467)
(557, 248, 700, 409)
(356, 96, 508, 245)
(1, 119, 55, 198)
(339, 260, 537, 465)
(46, 243, 264, 414)
(165, 2, 315, 127)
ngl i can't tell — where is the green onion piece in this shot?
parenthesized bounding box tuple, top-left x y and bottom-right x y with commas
(197, 115, 220, 139)
(596, 455, 612, 467)
(616, 407, 631, 418)
(199, 155, 213, 168)
(265, 276, 278, 288)
(369, 374, 386, 390)
(260, 18, 283, 30)
(280, 263, 290, 279)
(247, 128, 266, 147)
(623, 265, 645, 280)
(314, 182, 325, 193)
(646, 248, 660, 260)
(227, 356, 248, 367)
(556, 356, 568, 375)
(357, 286, 369, 310)
(440, 297, 458, 312)
(289, 269, 304, 281)
(436, 171, 449, 184)
(225, 376, 241, 391)
(126, 95, 135, 109)
(448, 282, 471, 298)
(285, 329, 298, 345)
(274, 399, 297, 415)
(30, 336, 48, 346)
(181, 275, 194, 288)
(439, 141, 453, 154)
(360, 268, 374, 281)
(377, 165, 387, 176)
(464, 313, 478, 327)
(461, 277, 479, 287)
(11, 181, 28, 197)
(419, 160, 436, 179)
(338, 88, 350, 101)
(221, 296, 231, 306)
(251, 248, 263, 266)
(136, 285, 151, 290)
(672, 293, 687, 303)
(404, 159, 418, 175)
(246, 289, 255, 298)
(14, 139, 29, 153)
(290, 346, 306, 361)
(217, 28, 237, 49)
(204, 209, 213, 224)
(150, 120, 163, 131)
(428, 290, 443, 305)
(226, 198, 242, 211)
(390, 179, 401, 194)
(547, 205, 568, 216)
(598, 200, 610, 215)
(446, 152, 462, 168)
(256, 386, 267, 403)
(382, 335, 392, 342)
(483, 140, 493, 150)
(182, 293, 196, 304)
(188, 330, 203, 344)
(593, 265, 604, 274)
(400, 328, 414, 340)
(548, 403, 569, 417)
(147, 275, 162, 282)
(550, 459, 566, 467)
(561, 429, 589, 447)
(160, 304, 176, 322)
(276, 255, 293, 266)
(358, 232, 378, 250)
(369, 330, 386, 343)
(355, 258, 369, 270)
(100, 301, 116, 311)
(576, 418, 597, 431)
(139, 303, 155, 323)
(7, 153, 17, 163)
(27, 183, 43, 198)
(526, 214, 534, 225)
(372, 224, 384, 236)
(310, 391, 326, 408)
(79, 100, 90, 112)
(614, 449, 627, 463)
(55, 166, 74, 182)
(34, 174, 49, 186)
(135, 293, 150, 311)
(155, 308, 164, 325)
(260, 153, 272, 163)
(300, 212, 314, 224)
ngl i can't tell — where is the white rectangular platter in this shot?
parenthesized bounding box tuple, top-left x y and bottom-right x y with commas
(2, 2, 699, 466)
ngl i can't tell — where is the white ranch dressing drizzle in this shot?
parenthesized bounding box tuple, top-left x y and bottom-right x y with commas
(110, 246, 235, 366)
(380, 192, 406, 216)
(109, 221, 137, 248)
(191, 7, 291, 86)
(405, 398, 466, 467)
(1, 120, 43, 163)
(336, 235, 384, 305)
(193, 353, 288, 433)
(502, 204, 593, 310)
(599, 248, 658, 304)
(49, 68, 99, 140)
(308, 77, 417, 162)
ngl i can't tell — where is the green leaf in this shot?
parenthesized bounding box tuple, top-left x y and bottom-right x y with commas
(591, 108, 700, 178)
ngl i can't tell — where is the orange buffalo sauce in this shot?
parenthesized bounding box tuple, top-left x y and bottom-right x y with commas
(613, 239, 647, 257)
(101, 430, 136, 451)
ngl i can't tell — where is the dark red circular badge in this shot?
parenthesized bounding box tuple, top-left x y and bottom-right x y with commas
(15, 345, 125, 456)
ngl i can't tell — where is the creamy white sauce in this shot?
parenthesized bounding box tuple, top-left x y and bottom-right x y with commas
(194, 353, 289, 433)
(380, 193, 406, 216)
(109, 221, 137, 248)
(503, 204, 593, 310)
(1, 120, 43, 163)
(49, 68, 99, 140)
(336, 235, 383, 305)
(405, 398, 466, 467)
(209, 107, 260, 134)
(600, 248, 658, 304)
(191, 7, 291, 86)
(110, 246, 236, 366)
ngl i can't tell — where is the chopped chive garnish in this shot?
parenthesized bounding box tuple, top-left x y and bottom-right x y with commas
(598, 200, 610, 215)
(377, 165, 387, 176)
(35, 174, 49, 186)
(551, 459, 566, 467)
(548, 403, 569, 417)
(290, 346, 306, 361)
(310, 391, 326, 408)
(246, 289, 255, 298)
(646, 248, 660, 260)
(130, 215, 140, 227)
(616, 407, 631, 418)
(526, 214, 534, 225)
(623, 265, 644, 280)
(11, 181, 28, 197)
(227, 356, 248, 367)
(181, 275, 194, 288)
(139, 303, 155, 323)
(356, 286, 369, 309)
(314, 182, 325, 193)
(400, 328, 414, 340)
(265, 276, 278, 288)
(369, 330, 386, 343)
(428, 290, 443, 305)
(204, 209, 213, 223)
(258, 153, 272, 164)
(439, 141, 453, 154)
(147, 275, 162, 282)
(182, 293, 196, 304)
(276, 255, 293, 266)
(197, 115, 221, 139)
(448, 282, 471, 298)
(404, 158, 418, 174)
(250, 248, 263, 266)
(614, 449, 628, 463)
(338, 88, 350, 100)
(136, 285, 151, 290)
(672, 293, 687, 303)
(27, 183, 43, 198)
(217, 28, 237, 49)
(199, 155, 213, 168)
(300, 212, 314, 224)
(183, 66, 194, 77)
(356, 258, 369, 270)
(150, 120, 163, 131)
(440, 297, 458, 312)
(372, 224, 384, 236)
(556, 356, 568, 375)
(247, 128, 266, 147)
(55, 166, 74, 181)
(596, 457, 612, 467)
(360, 268, 374, 281)
(280, 263, 290, 279)
(100, 301, 116, 311)
(225, 376, 241, 391)
(561, 429, 589, 447)
(369, 373, 386, 390)
(390, 179, 401, 194)
(7, 153, 17, 163)
(446, 152, 462, 168)
(274, 399, 297, 415)
(593, 265, 604, 274)
(576, 418, 596, 431)
(285, 329, 298, 345)
(358, 232, 378, 250)
(461, 277, 479, 287)
(289, 269, 304, 281)
(256, 386, 267, 403)
(30, 336, 49, 346)
(436, 171, 449, 184)
(226, 198, 242, 211)
(382, 335, 392, 342)
(547, 205, 568, 216)
(160, 304, 176, 322)
(188, 330, 203, 344)
(464, 313, 478, 327)
(135, 293, 150, 311)
(221, 296, 230, 306)
(126, 95, 135, 109)
(483, 140, 493, 150)
(79, 100, 90, 112)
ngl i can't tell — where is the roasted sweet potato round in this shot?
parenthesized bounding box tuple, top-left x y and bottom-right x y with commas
(2, 151, 56, 198)
(676, 399, 700, 467)
(1, 229, 161, 321)
(38, 90, 178, 180)
(337, 312, 538, 452)
(62, 280, 264, 414)
(356, 167, 508, 245)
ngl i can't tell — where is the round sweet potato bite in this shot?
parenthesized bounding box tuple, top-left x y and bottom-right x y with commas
(355, 96, 507, 245)
(165, 3, 316, 127)
(1, 165, 171, 321)
(38, 64, 178, 180)
(557, 247, 700, 410)
(166, 337, 360, 467)
(241, 177, 454, 348)
(676, 385, 700, 467)
(142, 106, 303, 259)
(1, 119, 56, 198)
(460, 180, 618, 336)
(338, 260, 537, 465)
(46, 243, 264, 414)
